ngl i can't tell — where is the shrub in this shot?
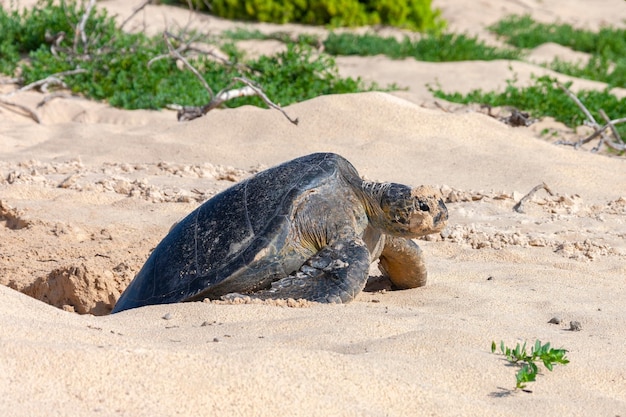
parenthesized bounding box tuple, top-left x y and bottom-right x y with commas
(194, 0, 445, 32)
(430, 75, 626, 140)
(323, 32, 520, 61)
(490, 15, 626, 88)
(0, 0, 373, 110)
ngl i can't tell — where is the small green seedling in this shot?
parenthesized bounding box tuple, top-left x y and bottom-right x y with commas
(491, 339, 570, 391)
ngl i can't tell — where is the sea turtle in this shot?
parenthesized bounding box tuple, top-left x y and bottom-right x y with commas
(111, 153, 447, 313)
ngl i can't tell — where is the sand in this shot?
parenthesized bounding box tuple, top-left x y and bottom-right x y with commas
(1, 0, 625, 415)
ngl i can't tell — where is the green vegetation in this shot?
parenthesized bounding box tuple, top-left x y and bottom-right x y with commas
(490, 15, 626, 88)
(0, 0, 372, 110)
(323, 32, 520, 61)
(222, 28, 520, 62)
(430, 76, 626, 139)
(492, 340, 570, 390)
(188, 0, 445, 32)
(490, 15, 626, 57)
(2, 0, 623, 141)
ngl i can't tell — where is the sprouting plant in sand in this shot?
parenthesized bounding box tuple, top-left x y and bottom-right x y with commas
(491, 339, 569, 391)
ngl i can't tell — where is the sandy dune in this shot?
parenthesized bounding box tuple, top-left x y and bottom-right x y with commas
(1, 0, 625, 416)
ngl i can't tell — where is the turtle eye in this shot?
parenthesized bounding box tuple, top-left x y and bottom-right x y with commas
(417, 200, 430, 212)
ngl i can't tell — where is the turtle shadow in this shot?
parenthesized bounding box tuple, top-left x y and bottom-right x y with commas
(363, 275, 395, 293)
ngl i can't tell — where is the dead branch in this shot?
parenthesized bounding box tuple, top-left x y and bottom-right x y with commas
(0, 77, 22, 85)
(599, 109, 623, 147)
(513, 182, 553, 213)
(119, 0, 152, 31)
(173, 78, 298, 124)
(232, 76, 298, 125)
(557, 83, 597, 126)
(149, 31, 238, 73)
(74, 0, 97, 53)
(4, 69, 87, 98)
(155, 33, 297, 124)
(0, 99, 42, 123)
(161, 31, 214, 99)
(580, 117, 626, 151)
(555, 82, 625, 152)
(0, 68, 86, 122)
(36, 92, 76, 108)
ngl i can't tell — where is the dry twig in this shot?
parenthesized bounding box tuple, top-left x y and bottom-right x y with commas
(119, 0, 152, 31)
(555, 82, 626, 152)
(231, 76, 299, 125)
(5, 68, 87, 97)
(1, 68, 86, 122)
(160, 31, 214, 98)
(155, 32, 298, 124)
(0, 99, 42, 123)
(513, 182, 553, 213)
(74, 0, 97, 53)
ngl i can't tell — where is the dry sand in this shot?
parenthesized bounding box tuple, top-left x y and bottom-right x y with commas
(1, 0, 625, 415)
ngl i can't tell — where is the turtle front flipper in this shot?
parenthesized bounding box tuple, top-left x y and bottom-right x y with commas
(241, 237, 370, 303)
(378, 236, 428, 289)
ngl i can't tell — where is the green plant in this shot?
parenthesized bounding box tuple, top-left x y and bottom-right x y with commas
(0, 0, 374, 111)
(489, 15, 626, 88)
(491, 339, 569, 390)
(490, 15, 626, 56)
(323, 32, 520, 61)
(222, 28, 520, 63)
(187, 0, 445, 32)
(223, 27, 322, 47)
(430, 75, 626, 140)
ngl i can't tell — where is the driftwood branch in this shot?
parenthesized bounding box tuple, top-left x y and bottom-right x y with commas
(167, 32, 213, 98)
(1, 68, 86, 123)
(555, 82, 626, 152)
(155, 33, 297, 124)
(5, 69, 87, 97)
(0, 99, 42, 123)
(74, 0, 97, 53)
(232, 76, 299, 125)
(598, 109, 623, 151)
(149, 31, 237, 72)
(513, 182, 553, 213)
(119, 0, 152, 31)
(557, 83, 597, 125)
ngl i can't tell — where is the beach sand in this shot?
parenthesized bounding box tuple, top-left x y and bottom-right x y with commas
(1, 0, 625, 415)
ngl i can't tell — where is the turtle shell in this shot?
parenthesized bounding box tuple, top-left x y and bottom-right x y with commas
(111, 153, 359, 313)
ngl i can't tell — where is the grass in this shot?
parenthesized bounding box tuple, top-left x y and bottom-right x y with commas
(492, 339, 570, 391)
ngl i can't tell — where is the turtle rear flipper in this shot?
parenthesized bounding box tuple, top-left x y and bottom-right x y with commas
(238, 237, 370, 303)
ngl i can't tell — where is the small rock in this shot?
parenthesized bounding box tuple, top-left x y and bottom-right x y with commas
(548, 317, 561, 325)
(162, 312, 173, 320)
(213, 337, 219, 342)
(487, 276, 494, 281)
(569, 321, 582, 331)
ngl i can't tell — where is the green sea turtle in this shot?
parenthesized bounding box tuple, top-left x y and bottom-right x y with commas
(111, 153, 447, 313)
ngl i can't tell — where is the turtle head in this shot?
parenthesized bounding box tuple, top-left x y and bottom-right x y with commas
(378, 184, 448, 237)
